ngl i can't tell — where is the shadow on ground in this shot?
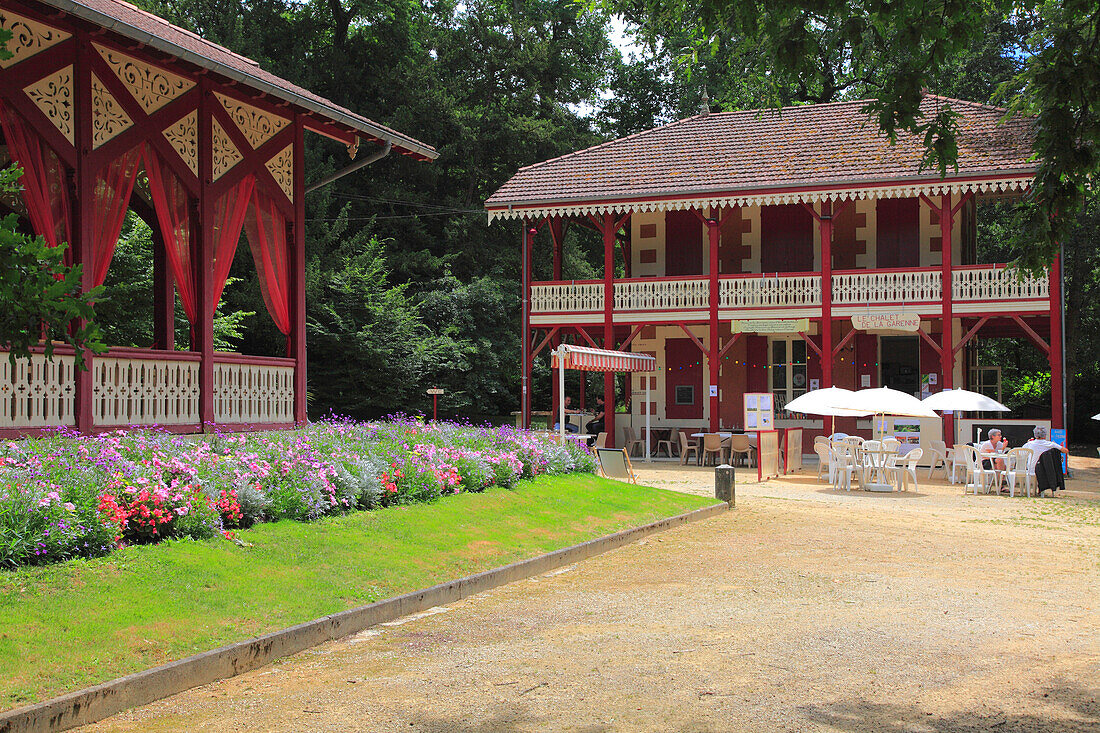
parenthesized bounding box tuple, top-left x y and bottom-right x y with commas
(800, 681, 1100, 733)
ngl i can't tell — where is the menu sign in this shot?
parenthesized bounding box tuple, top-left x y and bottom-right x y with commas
(744, 392, 774, 430)
(733, 318, 810, 334)
(851, 313, 921, 332)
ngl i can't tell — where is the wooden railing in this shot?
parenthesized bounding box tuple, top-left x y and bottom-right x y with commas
(212, 352, 295, 424)
(529, 265, 1049, 319)
(93, 347, 201, 426)
(0, 347, 295, 431)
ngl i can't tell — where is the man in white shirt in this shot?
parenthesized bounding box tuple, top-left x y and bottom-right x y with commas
(1023, 426, 1068, 472)
(978, 428, 1008, 471)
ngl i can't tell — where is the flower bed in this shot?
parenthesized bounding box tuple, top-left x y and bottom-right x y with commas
(0, 417, 596, 568)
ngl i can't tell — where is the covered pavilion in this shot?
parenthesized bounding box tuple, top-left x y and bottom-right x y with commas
(0, 0, 436, 435)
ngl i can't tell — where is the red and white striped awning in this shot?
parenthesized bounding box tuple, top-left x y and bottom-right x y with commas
(551, 345, 656, 373)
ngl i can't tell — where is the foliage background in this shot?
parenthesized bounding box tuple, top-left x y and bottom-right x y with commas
(73, 0, 1099, 440)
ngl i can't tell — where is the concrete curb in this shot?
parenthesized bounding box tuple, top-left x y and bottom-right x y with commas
(1, 501, 729, 733)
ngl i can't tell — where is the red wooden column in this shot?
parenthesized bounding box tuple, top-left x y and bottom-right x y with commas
(819, 200, 834, 388)
(549, 216, 565, 420)
(291, 113, 307, 425)
(72, 34, 94, 434)
(520, 220, 535, 429)
(939, 192, 955, 443)
(196, 80, 216, 431)
(152, 232, 175, 350)
(1049, 251, 1064, 430)
(602, 212, 616, 447)
(706, 211, 720, 431)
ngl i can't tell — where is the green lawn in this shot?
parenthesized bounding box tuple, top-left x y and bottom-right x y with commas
(0, 474, 713, 709)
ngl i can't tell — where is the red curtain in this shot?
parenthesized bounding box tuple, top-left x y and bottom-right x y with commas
(142, 146, 197, 324)
(243, 188, 291, 334)
(89, 146, 143, 287)
(0, 102, 71, 252)
(211, 175, 256, 316)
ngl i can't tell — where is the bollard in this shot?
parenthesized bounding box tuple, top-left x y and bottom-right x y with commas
(714, 464, 735, 507)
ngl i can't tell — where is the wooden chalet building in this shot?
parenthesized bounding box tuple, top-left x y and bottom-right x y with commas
(0, 0, 435, 435)
(488, 96, 1061, 450)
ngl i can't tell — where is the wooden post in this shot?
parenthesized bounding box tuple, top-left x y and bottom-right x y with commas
(152, 228, 175, 351)
(706, 211, 720, 431)
(1050, 251, 1064, 430)
(72, 35, 94, 434)
(520, 220, 534, 429)
(549, 216, 564, 421)
(819, 200, 833, 388)
(602, 212, 616, 447)
(939, 193, 954, 444)
(196, 80, 216, 431)
(291, 114, 307, 425)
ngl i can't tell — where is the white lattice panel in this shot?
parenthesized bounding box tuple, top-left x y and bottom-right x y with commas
(831, 269, 941, 305)
(0, 351, 75, 428)
(530, 282, 603, 314)
(952, 267, 1048, 303)
(721, 275, 821, 308)
(615, 278, 708, 311)
(93, 357, 200, 426)
(213, 362, 294, 423)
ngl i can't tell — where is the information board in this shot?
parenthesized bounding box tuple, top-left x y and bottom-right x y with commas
(744, 392, 774, 431)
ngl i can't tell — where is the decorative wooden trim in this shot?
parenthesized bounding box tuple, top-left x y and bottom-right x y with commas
(90, 72, 134, 148)
(23, 64, 74, 144)
(93, 43, 195, 114)
(215, 91, 290, 149)
(0, 9, 70, 68)
(211, 352, 297, 367)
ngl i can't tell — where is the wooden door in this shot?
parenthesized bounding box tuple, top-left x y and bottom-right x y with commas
(876, 198, 920, 268)
(665, 210, 703, 275)
(761, 204, 814, 272)
(665, 337, 703, 419)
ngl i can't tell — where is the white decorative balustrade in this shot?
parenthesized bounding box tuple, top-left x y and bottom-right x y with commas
(213, 356, 295, 424)
(93, 352, 200, 426)
(615, 278, 708, 311)
(720, 274, 821, 308)
(530, 281, 603, 314)
(831, 269, 942, 305)
(952, 266, 1048, 303)
(0, 350, 75, 428)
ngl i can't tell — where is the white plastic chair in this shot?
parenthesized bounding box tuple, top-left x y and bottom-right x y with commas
(926, 440, 952, 480)
(949, 443, 969, 484)
(1004, 447, 1035, 498)
(891, 448, 923, 491)
(814, 443, 831, 481)
(961, 445, 996, 495)
(830, 446, 856, 491)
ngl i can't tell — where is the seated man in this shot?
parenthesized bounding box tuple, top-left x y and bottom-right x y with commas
(978, 428, 1008, 472)
(560, 396, 580, 433)
(586, 396, 606, 435)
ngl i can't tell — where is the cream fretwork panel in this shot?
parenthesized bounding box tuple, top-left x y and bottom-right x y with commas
(265, 144, 294, 199)
(0, 11, 70, 68)
(213, 361, 295, 423)
(215, 92, 289, 149)
(90, 73, 133, 148)
(94, 44, 194, 114)
(92, 356, 200, 426)
(211, 118, 243, 180)
(162, 111, 198, 175)
(23, 65, 74, 144)
(0, 351, 76, 428)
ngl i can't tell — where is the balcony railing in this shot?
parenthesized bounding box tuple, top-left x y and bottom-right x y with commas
(529, 265, 1049, 320)
(1, 346, 296, 431)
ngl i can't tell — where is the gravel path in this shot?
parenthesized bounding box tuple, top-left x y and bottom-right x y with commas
(82, 459, 1100, 732)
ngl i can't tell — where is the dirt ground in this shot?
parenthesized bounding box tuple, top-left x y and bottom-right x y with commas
(82, 457, 1100, 733)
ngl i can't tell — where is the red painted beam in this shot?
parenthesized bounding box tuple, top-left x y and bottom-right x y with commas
(1011, 315, 1049, 354)
(952, 315, 989, 356)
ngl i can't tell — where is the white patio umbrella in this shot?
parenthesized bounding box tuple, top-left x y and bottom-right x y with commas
(784, 387, 873, 417)
(830, 387, 939, 419)
(922, 388, 1009, 413)
(1092, 413, 1100, 421)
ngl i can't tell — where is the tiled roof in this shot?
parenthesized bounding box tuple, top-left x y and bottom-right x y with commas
(486, 95, 1034, 209)
(44, 0, 436, 159)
